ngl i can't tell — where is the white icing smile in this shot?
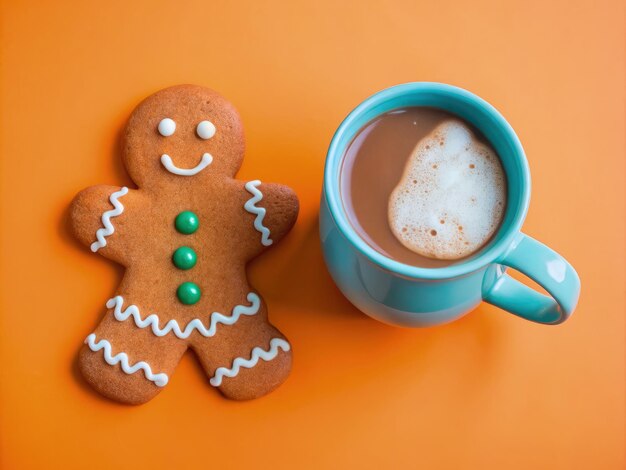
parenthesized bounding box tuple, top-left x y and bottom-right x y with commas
(161, 153, 213, 176)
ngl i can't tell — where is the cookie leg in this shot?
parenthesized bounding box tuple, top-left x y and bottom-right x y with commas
(189, 301, 292, 400)
(78, 308, 187, 405)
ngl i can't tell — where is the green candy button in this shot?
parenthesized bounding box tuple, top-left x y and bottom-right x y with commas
(175, 211, 199, 234)
(172, 246, 197, 270)
(177, 282, 201, 305)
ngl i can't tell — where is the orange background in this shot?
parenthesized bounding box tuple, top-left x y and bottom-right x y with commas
(1, 1, 624, 469)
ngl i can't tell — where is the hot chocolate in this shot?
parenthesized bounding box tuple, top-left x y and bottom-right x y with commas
(340, 107, 507, 267)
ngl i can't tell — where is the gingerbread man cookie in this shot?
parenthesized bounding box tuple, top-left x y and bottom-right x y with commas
(70, 85, 299, 404)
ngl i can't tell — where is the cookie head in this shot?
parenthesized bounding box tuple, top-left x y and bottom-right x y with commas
(122, 85, 245, 188)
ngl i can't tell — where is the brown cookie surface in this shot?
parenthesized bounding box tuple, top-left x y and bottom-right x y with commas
(70, 85, 298, 404)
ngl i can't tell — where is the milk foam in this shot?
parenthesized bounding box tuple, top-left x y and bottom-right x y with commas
(388, 119, 506, 260)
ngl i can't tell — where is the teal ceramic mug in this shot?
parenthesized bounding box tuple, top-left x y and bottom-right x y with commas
(319, 82, 580, 327)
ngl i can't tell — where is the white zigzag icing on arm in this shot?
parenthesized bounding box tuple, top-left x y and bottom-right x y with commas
(244, 180, 273, 246)
(84, 333, 169, 387)
(209, 338, 290, 387)
(90, 186, 129, 252)
(107, 293, 261, 339)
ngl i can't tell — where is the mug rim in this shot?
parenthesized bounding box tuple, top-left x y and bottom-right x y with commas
(323, 82, 531, 280)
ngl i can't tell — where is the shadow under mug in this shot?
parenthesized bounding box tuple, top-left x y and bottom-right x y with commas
(319, 82, 580, 327)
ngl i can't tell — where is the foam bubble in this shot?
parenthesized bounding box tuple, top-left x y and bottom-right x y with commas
(388, 119, 506, 260)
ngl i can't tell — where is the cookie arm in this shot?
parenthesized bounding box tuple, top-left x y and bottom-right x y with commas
(240, 180, 299, 249)
(69, 185, 135, 262)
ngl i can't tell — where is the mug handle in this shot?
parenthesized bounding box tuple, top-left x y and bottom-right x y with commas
(483, 233, 580, 324)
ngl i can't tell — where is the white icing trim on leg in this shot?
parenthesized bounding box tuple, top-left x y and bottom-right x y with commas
(84, 333, 169, 387)
(91, 186, 129, 252)
(209, 338, 290, 387)
(107, 293, 261, 339)
(244, 180, 273, 246)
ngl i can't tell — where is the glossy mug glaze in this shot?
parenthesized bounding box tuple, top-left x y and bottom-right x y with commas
(320, 82, 580, 327)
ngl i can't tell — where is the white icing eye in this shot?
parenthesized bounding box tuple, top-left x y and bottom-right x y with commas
(158, 118, 176, 137)
(196, 120, 216, 140)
